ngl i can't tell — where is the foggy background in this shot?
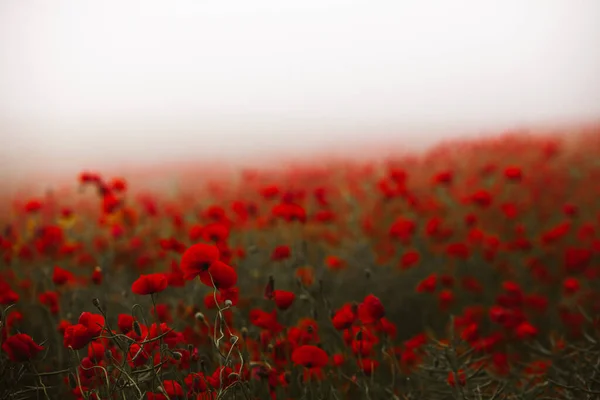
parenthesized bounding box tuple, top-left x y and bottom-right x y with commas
(1, 0, 600, 189)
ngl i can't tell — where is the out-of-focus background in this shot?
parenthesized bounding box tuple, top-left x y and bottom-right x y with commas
(1, 0, 600, 190)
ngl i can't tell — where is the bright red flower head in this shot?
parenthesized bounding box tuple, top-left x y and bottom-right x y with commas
(358, 294, 385, 324)
(180, 243, 220, 281)
(131, 273, 168, 295)
(63, 324, 94, 350)
(292, 345, 328, 369)
(504, 166, 523, 181)
(2, 334, 44, 362)
(52, 266, 75, 286)
(272, 290, 295, 310)
(271, 245, 291, 261)
(198, 260, 237, 290)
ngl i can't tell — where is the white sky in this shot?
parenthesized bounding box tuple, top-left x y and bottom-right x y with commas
(1, 0, 600, 185)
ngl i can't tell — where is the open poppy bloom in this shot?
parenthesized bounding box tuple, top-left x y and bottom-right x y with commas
(198, 260, 238, 289)
(272, 290, 295, 310)
(52, 266, 76, 286)
(180, 243, 221, 281)
(292, 345, 329, 369)
(131, 273, 168, 295)
(2, 334, 44, 362)
(358, 294, 385, 324)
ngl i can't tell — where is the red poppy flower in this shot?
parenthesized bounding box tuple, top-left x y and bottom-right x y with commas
(63, 324, 94, 350)
(91, 266, 103, 285)
(250, 309, 282, 332)
(2, 334, 44, 362)
(292, 345, 328, 369)
(272, 290, 295, 310)
(52, 266, 75, 286)
(358, 295, 385, 324)
(78, 312, 105, 338)
(180, 243, 220, 281)
(162, 380, 184, 398)
(131, 273, 168, 295)
(416, 274, 437, 293)
(198, 261, 237, 290)
(271, 245, 291, 261)
(400, 250, 420, 270)
(515, 321, 538, 339)
(39, 291, 60, 315)
(332, 303, 356, 330)
(117, 314, 134, 333)
(562, 277, 580, 295)
(88, 341, 106, 362)
(504, 166, 522, 181)
(0, 281, 19, 304)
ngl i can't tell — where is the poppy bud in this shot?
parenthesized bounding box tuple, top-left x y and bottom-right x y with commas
(364, 269, 372, 279)
(92, 298, 101, 308)
(68, 373, 77, 389)
(241, 327, 248, 339)
(172, 351, 182, 360)
(195, 312, 205, 321)
(224, 299, 233, 307)
(264, 276, 275, 300)
(105, 348, 112, 359)
(132, 321, 142, 337)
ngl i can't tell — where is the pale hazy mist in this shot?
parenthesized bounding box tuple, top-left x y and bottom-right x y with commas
(1, 0, 600, 188)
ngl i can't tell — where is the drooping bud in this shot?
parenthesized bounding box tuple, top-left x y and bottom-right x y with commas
(68, 373, 77, 389)
(264, 275, 275, 300)
(133, 320, 142, 337)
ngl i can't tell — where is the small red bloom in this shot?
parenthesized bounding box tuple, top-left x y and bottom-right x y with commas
(358, 294, 385, 324)
(39, 291, 60, 315)
(198, 261, 238, 290)
(131, 273, 168, 295)
(271, 245, 291, 261)
(504, 166, 522, 181)
(562, 277, 580, 295)
(180, 243, 220, 281)
(63, 324, 93, 350)
(272, 290, 295, 310)
(292, 345, 328, 369)
(416, 274, 437, 293)
(400, 250, 420, 270)
(332, 303, 356, 330)
(91, 266, 103, 285)
(515, 321, 538, 339)
(2, 334, 44, 362)
(52, 266, 75, 286)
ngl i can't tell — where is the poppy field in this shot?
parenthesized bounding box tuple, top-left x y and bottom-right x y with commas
(2, 128, 600, 399)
